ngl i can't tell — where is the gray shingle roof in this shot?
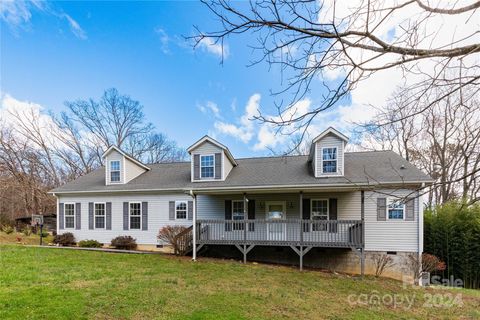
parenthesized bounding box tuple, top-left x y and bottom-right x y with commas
(50, 151, 432, 193)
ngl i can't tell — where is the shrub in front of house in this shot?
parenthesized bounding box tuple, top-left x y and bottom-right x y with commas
(53, 232, 76, 246)
(158, 226, 188, 255)
(110, 236, 137, 250)
(1, 225, 14, 234)
(39, 231, 49, 238)
(78, 239, 103, 248)
(22, 228, 32, 236)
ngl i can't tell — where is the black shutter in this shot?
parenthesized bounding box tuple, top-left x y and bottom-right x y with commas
(225, 200, 232, 231)
(193, 155, 200, 180)
(75, 203, 81, 230)
(328, 198, 338, 233)
(302, 198, 310, 232)
(188, 201, 193, 220)
(169, 201, 175, 220)
(88, 202, 94, 230)
(248, 199, 255, 231)
(377, 198, 386, 221)
(106, 202, 112, 230)
(405, 198, 415, 221)
(59, 203, 64, 230)
(123, 202, 129, 230)
(141, 202, 148, 230)
(215, 153, 221, 179)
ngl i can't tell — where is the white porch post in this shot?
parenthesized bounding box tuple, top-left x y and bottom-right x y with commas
(191, 190, 197, 261)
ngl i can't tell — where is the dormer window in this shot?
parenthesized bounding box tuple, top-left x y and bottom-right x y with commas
(110, 160, 121, 182)
(200, 155, 215, 179)
(322, 147, 337, 173)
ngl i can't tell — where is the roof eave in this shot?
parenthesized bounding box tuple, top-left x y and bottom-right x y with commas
(312, 127, 349, 144)
(102, 146, 151, 171)
(187, 135, 238, 166)
(49, 179, 433, 195)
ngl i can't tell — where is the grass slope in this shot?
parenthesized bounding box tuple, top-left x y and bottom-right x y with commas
(0, 245, 479, 319)
(0, 231, 54, 245)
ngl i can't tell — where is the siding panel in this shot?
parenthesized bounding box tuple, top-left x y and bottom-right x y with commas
(315, 134, 344, 177)
(105, 150, 124, 184)
(125, 157, 147, 183)
(57, 193, 193, 245)
(197, 189, 419, 252)
(364, 189, 419, 252)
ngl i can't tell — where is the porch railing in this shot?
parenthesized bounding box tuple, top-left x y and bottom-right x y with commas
(196, 219, 363, 248)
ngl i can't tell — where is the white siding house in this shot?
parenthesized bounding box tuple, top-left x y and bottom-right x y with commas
(57, 192, 192, 245)
(51, 128, 431, 280)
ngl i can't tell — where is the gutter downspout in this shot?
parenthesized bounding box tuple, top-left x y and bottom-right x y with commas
(189, 190, 196, 261)
(418, 183, 425, 284)
(53, 193, 59, 235)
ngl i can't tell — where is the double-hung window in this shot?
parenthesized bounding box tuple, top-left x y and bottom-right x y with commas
(387, 199, 405, 220)
(110, 160, 121, 182)
(311, 199, 328, 231)
(200, 155, 214, 179)
(232, 200, 245, 231)
(64, 203, 75, 229)
(322, 148, 337, 173)
(94, 203, 105, 229)
(129, 202, 141, 229)
(175, 201, 187, 220)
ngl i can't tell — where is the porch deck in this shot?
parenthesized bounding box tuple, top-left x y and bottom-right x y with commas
(196, 219, 363, 248)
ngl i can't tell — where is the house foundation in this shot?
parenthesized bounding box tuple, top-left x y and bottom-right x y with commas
(200, 245, 415, 281)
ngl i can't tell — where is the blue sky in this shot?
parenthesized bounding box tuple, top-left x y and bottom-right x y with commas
(1, 1, 356, 157)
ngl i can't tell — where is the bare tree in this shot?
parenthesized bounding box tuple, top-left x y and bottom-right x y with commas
(63, 88, 186, 165)
(371, 253, 394, 277)
(64, 88, 155, 163)
(361, 85, 480, 205)
(0, 126, 56, 221)
(194, 0, 480, 141)
(0, 88, 186, 224)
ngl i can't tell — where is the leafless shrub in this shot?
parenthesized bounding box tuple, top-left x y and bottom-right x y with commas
(371, 253, 394, 277)
(158, 226, 189, 255)
(408, 253, 446, 283)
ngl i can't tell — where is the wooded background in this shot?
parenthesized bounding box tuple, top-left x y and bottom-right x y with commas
(0, 89, 186, 224)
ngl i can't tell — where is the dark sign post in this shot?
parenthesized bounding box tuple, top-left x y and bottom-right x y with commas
(31, 214, 44, 246)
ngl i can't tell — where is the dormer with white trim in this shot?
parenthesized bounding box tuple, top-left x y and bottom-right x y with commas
(102, 146, 150, 185)
(187, 136, 237, 182)
(309, 127, 348, 178)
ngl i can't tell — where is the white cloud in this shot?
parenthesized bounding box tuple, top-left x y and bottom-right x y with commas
(198, 100, 221, 118)
(214, 93, 260, 144)
(197, 36, 229, 59)
(154, 27, 170, 54)
(0, 93, 60, 147)
(0, 0, 45, 30)
(212, 93, 319, 151)
(0, 1, 86, 39)
(62, 14, 87, 40)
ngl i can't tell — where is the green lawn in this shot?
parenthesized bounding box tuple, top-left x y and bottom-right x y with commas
(0, 245, 479, 319)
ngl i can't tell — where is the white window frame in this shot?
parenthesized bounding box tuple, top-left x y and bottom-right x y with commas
(386, 198, 405, 220)
(110, 160, 121, 183)
(94, 202, 106, 229)
(64, 202, 75, 229)
(175, 201, 188, 220)
(129, 201, 142, 230)
(311, 199, 329, 231)
(232, 200, 245, 220)
(200, 154, 215, 179)
(321, 147, 338, 174)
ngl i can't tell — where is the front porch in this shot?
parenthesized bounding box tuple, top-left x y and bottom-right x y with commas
(196, 219, 363, 248)
(190, 190, 366, 272)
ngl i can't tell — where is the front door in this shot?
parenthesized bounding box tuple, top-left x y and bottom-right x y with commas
(266, 201, 286, 241)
